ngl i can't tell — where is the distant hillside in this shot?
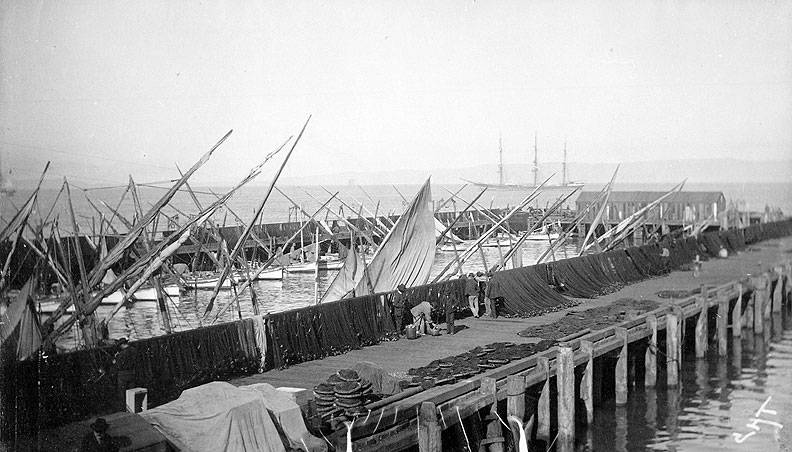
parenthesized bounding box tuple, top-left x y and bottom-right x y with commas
(13, 157, 791, 189)
(279, 158, 792, 186)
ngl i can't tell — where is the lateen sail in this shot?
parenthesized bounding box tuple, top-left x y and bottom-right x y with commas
(321, 179, 435, 301)
(0, 278, 42, 360)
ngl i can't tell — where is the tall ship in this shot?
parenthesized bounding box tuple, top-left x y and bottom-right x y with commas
(463, 134, 584, 191)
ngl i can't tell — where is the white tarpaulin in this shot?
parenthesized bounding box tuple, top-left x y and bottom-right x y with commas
(141, 382, 286, 452)
(321, 179, 435, 300)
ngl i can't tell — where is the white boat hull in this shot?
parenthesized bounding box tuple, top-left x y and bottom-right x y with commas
(285, 259, 343, 273)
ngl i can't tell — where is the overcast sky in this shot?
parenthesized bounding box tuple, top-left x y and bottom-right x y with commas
(1, 1, 790, 187)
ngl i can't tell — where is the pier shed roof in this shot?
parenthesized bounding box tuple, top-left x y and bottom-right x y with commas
(576, 191, 725, 205)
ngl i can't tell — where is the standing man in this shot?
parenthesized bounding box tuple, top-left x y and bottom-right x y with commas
(484, 271, 500, 318)
(392, 284, 410, 331)
(464, 273, 480, 317)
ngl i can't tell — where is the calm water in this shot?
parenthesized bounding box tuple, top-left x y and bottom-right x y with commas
(583, 311, 792, 452)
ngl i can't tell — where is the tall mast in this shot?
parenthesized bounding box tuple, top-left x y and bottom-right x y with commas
(498, 134, 504, 185)
(532, 132, 538, 187)
(562, 140, 568, 186)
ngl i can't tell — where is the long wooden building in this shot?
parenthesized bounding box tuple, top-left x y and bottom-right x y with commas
(575, 190, 726, 224)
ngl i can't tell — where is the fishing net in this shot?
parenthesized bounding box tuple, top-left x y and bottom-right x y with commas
(0, 319, 259, 441)
(517, 298, 660, 339)
(489, 264, 577, 316)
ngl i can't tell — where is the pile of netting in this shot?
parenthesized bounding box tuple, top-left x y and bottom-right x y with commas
(406, 340, 556, 386)
(517, 298, 660, 339)
(0, 319, 259, 440)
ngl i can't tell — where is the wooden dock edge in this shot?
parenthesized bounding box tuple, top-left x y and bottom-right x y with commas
(333, 259, 792, 451)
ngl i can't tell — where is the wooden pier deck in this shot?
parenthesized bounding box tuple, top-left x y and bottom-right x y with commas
(231, 236, 792, 393)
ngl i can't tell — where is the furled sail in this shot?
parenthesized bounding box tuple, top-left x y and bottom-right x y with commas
(0, 278, 42, 360)
(321, 179, 435, 301)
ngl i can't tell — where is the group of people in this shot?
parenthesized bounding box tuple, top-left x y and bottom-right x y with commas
(462, 271, 498, 318)
(391, 270, 501, 339)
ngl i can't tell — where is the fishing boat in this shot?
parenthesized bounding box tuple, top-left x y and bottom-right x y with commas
(234, 266, 284, 281)
(36, 285, 181, 314)
(285, 257, 344, 273)
(102, 285, 181, 304)
(481, 233, 519, 248)
(439, 240, 474, 252)
(524, 224, 561, 241)
(181, 274, 233, 290)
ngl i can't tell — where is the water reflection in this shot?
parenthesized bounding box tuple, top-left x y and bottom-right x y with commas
(580, 308, 791, 451)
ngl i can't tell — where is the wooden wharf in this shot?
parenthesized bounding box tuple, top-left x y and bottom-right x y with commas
(231, 237, 792, 451)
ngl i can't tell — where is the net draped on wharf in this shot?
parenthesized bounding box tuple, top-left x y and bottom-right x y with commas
(2, 219, 792, 441)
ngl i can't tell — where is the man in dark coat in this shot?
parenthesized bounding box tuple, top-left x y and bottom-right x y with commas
(484, 271, 499, 318)
(80, 418, 119, 452)
(391, 284, 410, 331)
(464, 273, 480, 317)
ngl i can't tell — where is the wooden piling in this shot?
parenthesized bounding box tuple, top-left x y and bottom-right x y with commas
(557, 346, 575, 452)
(754, 284, 764, 334)
(614, 327, 628, 405)
(732, 283, 742, 337)
(717, 296, 728, 356)
(772, 268, 782, 313)
(745, 288, 755, 332)
(763, 274, 772, 320)
(506, 375, 525, 446)
(418, 402, 441, 452)
(666, 311, 680, 386)
(580, 340, 594, 424)
(480, 377, 504, 452)
(645, 314, 657, 388)
(695, 296, 709, 358)
(536, 356, 550, 442)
